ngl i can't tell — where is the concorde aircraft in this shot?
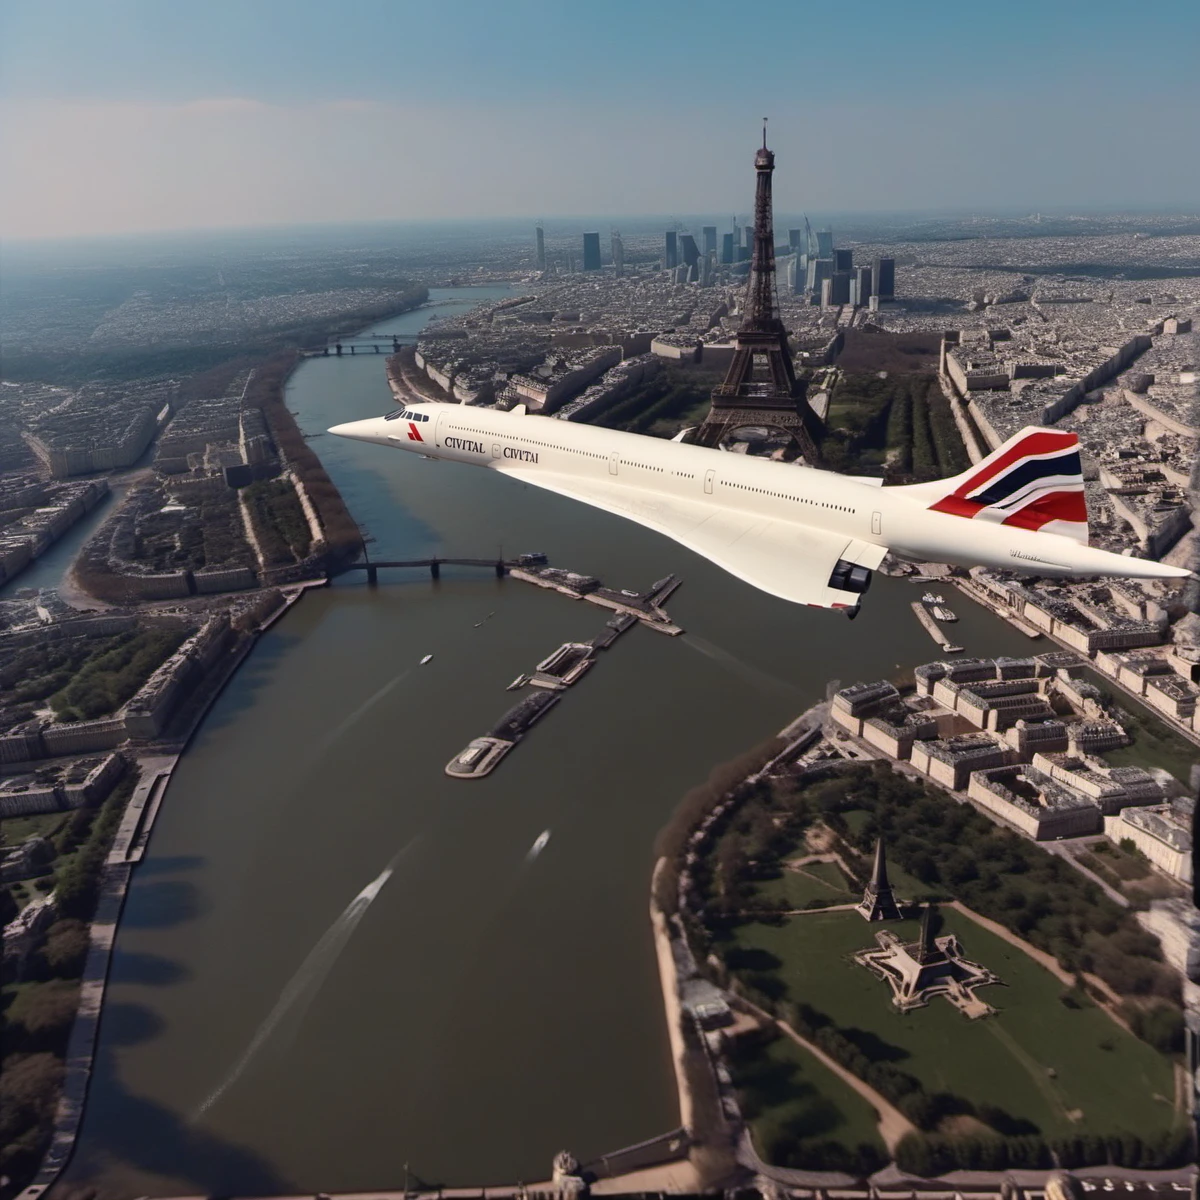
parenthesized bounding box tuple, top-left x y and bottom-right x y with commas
(329, 402, 1192, 618)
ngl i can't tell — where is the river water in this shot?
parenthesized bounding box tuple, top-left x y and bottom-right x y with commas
(69, 288, 1039, 1196)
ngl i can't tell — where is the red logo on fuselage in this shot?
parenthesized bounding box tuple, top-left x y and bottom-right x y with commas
(407, 422, 423, 442)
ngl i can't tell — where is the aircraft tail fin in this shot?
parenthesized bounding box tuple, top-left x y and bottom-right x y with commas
(899, 425, 1089, 544)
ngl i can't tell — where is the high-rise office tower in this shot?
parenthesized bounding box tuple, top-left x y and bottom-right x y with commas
(535, 224, 546, 271)
(829, 271, 851, 305)
(792, 254, 807, 295)
(788, 229, 802, 253)
(702, 225, 717, 256)
(665, 230, 678, 269)
(611, 231, 624, 276)
(721, 232, 734, 264)
(695, 126, 819, 457)
(852, 265, 872, 306)
(701, 251, 715, 286)
(743, 225, 754, 253)
(873, 256, 896, 300)
(834, 247, 853, 273)
(582, 232, 602, 272)
(808, 257, 832, 295)
(816, 229, 834, 259)
(679, 233, 701, 272)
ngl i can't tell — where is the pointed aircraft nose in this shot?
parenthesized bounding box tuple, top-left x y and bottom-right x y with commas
(327, 418, 387, 444)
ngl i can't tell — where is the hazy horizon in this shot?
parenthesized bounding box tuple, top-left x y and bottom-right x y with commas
(2, 0, 1199, 240)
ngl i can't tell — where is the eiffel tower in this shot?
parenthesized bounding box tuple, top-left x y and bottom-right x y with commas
(695, 123, 820, 457)
(856, 836, 903, 922)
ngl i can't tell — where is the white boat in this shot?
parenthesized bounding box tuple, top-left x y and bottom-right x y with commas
(921, 592, 938, 604)
(932, 606, 958, 622)
(527, 829, 551, 860)
(420, 654, 433, 665)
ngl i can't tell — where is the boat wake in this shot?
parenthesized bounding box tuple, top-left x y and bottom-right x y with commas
(680, 633, 800, 696)
(193, 837, 419, 1118)
(525, 829, 551, 862)
(309, 669, 413, 760)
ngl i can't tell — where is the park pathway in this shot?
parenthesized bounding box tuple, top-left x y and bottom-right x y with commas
(736, 997, 916, 1153)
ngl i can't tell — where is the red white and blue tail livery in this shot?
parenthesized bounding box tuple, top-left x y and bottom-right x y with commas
(907, 427, 1088, 544)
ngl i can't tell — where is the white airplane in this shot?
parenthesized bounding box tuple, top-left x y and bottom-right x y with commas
(329, 402, 1191, 617)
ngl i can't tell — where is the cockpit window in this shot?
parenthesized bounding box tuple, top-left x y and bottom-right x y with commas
(384, 409, 403, 421)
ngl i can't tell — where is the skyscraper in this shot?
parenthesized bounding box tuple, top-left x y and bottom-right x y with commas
(582, 232, 602, 271)
(873, 256, 896, 300)
(834, 247, 853, 273)
(721, 232, 734, 264)
(788, 228, 802, 253)
(535, 224, 546, 272)
(665, 230, 678, 269)
(816, 229, 834, 259)
(808, 257, 832, 295)
(702, 225, 717, 255)
(829, 271, 851, 305)
(743, 225, 754, 253)
(679, 233, 701, 272)
(695, 126, 819, 457)
(611, 231, 624, 276)
(852, 265, 873, 306)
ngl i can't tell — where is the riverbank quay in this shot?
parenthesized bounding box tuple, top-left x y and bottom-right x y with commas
(647, 708, 845, 1190)
(123, 1164, 1200, 1200)
(14, 581, 321, 1200)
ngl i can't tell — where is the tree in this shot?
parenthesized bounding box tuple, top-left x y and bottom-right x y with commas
(40, 919, 90, 978)
(6, 980, 81, 1053)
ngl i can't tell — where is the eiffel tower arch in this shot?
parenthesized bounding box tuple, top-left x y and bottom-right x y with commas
(695, 125, 821, 460)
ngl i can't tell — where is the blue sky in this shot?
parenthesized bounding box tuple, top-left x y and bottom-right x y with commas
(2, 0, 1198, 238)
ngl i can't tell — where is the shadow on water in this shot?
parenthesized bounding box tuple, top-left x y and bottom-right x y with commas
(110, 952, 191, 987)
(116, 879, 204, 929)
(62, 1001, 296, 1198)
(196, 631, 300, 738)
(131, 855, 203, 876)
(63, 887, 294, 1197)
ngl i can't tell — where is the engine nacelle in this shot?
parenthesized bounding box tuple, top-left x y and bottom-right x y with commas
(828, 559, 873, 594)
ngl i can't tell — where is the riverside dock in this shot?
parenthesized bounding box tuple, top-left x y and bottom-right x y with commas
(446, 573, 683, 778)
(509, 567, 684, 634)
(910, 600, 963, 653)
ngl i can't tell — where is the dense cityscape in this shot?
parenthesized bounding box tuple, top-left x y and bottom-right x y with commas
(0, 57, 1198, 1200)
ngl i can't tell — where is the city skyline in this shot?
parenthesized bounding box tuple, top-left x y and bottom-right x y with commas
(2, 0, 1200, 239)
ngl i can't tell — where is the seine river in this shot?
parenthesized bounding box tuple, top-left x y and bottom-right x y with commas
(69, 288, 1038, 1196)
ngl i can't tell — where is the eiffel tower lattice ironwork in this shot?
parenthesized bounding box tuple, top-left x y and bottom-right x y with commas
(695, 123, 820, 457)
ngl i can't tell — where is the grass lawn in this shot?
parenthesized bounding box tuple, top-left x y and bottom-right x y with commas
(1, 811, 69, 847)
(725, 907, 1178, 1140)
(730, 1027, 888, 1161)
(760, 859, 857, 909)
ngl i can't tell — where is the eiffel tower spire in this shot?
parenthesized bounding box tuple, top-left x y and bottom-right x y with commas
(695, 125, 820, 457)
(857, 835, 903, 922)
